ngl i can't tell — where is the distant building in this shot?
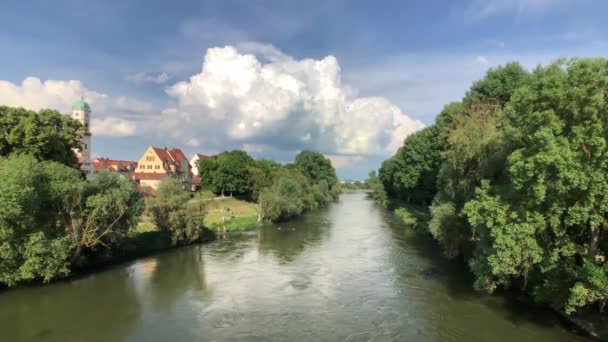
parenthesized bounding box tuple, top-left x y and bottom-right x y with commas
(189, 153, 210, 176)
(132, 146, 193, 190)
(71, 97, 94, 176)
(189, 153, 210, 190)
(92, 158, 137, 175)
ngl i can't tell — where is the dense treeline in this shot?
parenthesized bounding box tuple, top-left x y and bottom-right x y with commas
(0, 154, 148, 285)
(0, 107, 210, 286)
(196, 150, 341, 222)
(0, 105, 340, 286)
(0, 106, 83, 166)
(373, 59, 608, 314)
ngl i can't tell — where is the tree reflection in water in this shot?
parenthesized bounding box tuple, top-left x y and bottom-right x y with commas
(0, 268, 141, 342)
(257, 213, 331, 263)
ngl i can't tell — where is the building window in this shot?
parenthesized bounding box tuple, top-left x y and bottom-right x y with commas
(147, 165, 152, 169)
(146, 156, 155, 162)
(85, 123, 88, 130)
(84, 143, 87, 150)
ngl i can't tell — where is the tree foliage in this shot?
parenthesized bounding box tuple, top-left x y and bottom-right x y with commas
(0, 155, 145, 285)
(195, 149, 341, 222)
(147, 179, 212, 246)
(0, 106, 83, 166)
(375, 58, 608, 314)
(379, 127, 441, 205)
(195, 156, 217, 187)
(294, 150, 338, 188)
(205, 150, 254, 196)
(68, 171, 145, 260)
(0, 155, 71, 285)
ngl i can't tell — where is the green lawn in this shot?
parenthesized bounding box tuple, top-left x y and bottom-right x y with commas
(137, 191, 260, 232)
(135, 214, 157, 233)
(203, 196, 259, 231)
(393, 203, 430, 231)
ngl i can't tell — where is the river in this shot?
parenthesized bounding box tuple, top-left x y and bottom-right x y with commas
(0, 192, 586, 341)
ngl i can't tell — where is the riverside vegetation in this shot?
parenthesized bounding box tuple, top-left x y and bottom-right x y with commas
(0, 106, 340, 287)
(369, 58, 608, 321)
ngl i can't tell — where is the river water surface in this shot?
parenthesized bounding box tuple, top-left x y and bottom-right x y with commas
(1, 192, 587, 341)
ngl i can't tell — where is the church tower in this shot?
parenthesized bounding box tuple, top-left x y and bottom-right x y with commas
(71, 97, 92, 162)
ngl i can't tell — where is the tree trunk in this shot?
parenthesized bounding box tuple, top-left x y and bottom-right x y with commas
(589, 223, 601, 258)
(70, 244, 83, 265)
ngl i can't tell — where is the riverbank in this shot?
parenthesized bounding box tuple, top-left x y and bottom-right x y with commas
(388, 201, 606, 340)
(1, 191, 587, 341)
(53, 223, 215, 283)
(202, 196, 260, 231)
(0, 227, 214, 292)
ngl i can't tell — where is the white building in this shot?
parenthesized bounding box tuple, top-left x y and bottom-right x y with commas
(189, 153, 209, 176)
(71, 98, 94, 175)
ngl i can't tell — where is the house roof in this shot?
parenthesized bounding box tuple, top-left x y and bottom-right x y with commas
(192, 153, 209, 159)
(148, 146, 192, 172)
(169, 148, 188, 165)
(93, 158, 137, 172)
(152, 147, 173, 162)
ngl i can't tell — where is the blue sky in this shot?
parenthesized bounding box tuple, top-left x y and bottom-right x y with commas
(1, 0, 607, 179)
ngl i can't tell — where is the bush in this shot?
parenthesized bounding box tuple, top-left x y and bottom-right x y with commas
(428, 202, 463, 258)
(148, 179, 213, 245)
(0, 155, 73, 285)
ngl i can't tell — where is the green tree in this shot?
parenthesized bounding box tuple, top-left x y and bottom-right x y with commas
(463, 62, 530, 106)
(66, 171, 145, 262)
(0, 155, 72, 285)
(211, 150, 254, 196)
(566, 258, 608, 313)
(379, 127, 441, 205)
(259, 167, 312, 222)
(147, 179, 212, 245)
(294, 150, 338, 188)
(376, 58, 608, 314)
(195, 156, 217, 188)
(464, 181, 545, 292)
(249, 159, 281, 222)
(0, 106, 83, 165)
(365, 171, 388, 206)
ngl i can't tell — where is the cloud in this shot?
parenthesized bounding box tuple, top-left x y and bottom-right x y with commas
(91, 117, 137, 136)
(236, 42, 291, 63)
(162, 45, 424, 156)
(241, 143, 265, 153)
(465, 0, 569, 18)
(127, 72, 170, 84)
(325, 154, 364, 169)
(185, 138, 201, 147)
(475, 55, 489, 65)
(0, 76, 146, 136)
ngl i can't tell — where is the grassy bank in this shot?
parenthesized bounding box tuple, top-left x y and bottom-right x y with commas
(65, 194, 259, 280)
(203, 196, 259, 231)
(392, 202, 430, 231)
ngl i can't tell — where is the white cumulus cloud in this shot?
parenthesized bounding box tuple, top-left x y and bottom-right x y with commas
(0, 76, 145, 136)
(162, 45, 424, 156)
(325, 154, 364, 169)
(91, 117, 137, 136)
